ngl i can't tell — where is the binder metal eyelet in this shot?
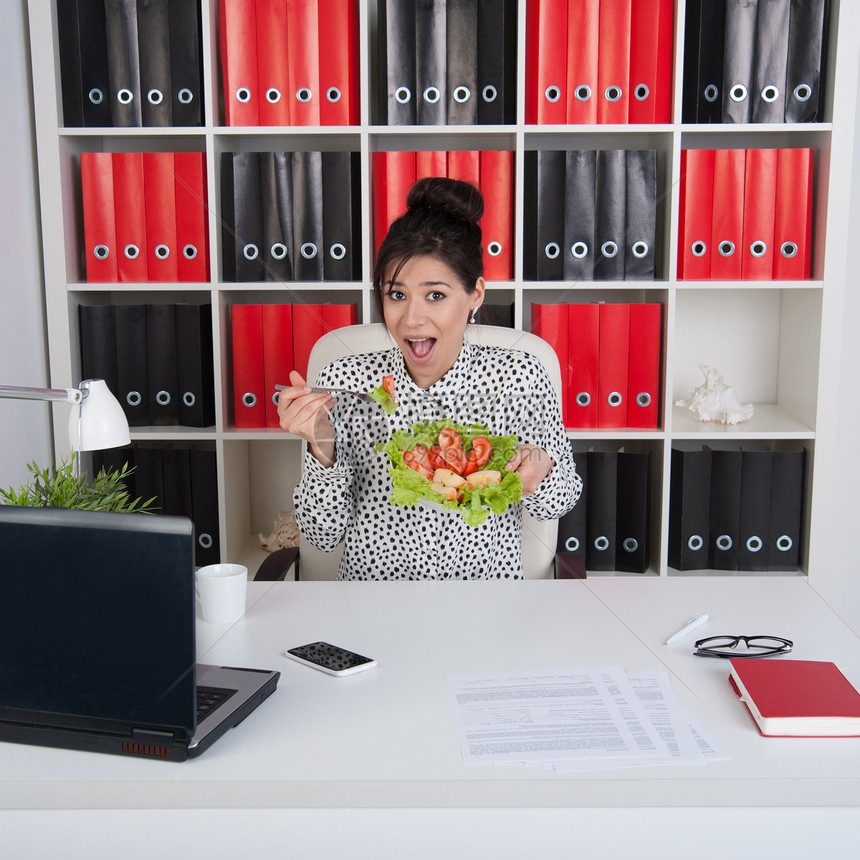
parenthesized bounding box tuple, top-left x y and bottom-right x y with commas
(395, 86, 412, 104)
(692, 240, 707, 257)
(94, 244, 110, 260)
(575, 84, 592, 102)
(117, 88, 134, 104)
(236, 87, 251, 103)
(718, 240, 735, 257)
(635, 392, 651, 408)
(183, 391, 196, 407)
(730, 84, 748, 102)
(126, 391, 141, 407)
(794, 83, 812, 102)
(634, 83, 649, 102)
(703, 84, 719, 103)
(688, 535, 704, 551)
(632, 241, 649, 258)
(243, 243, 259, 261)
(594, 536, 610, 551)
(88, 88, 104, 104)
(575, 391, 591, 407)
(147, 89, 163, 105)
(776, 535, 793, 551)
(746, 536, 763, 552)
(716, 534, 733, 551)
(296, 87, 313, 103)
(544, 85, 561, 103)
(155, 390, 171, 406)
(482, 85, 497, 103)
(607, 391, 623, 407)
(423, 86, 441, 104)
(155, 244, 170, 260)
(242, 392, 257, 407)
(329, 243, 346, 260)
(750, 241, 767, 258)
(198, 533, 213, 549)
(327, 87, 341, 103)
(571, 241, 588, 259)
(601, 240, 619, 258)
(453, 86, 471, 104)
(124, 244, 139, 259)
(183, 244, 197, 260)
(300, 242, 318, 259)
(487, 241, 502, 257)
(178, 88, 194, 104)
(564, 536, 580, 552)
(544, 242, 560, 260)
(266, 87, 281, 103)
(604, 85, 622, 102)
(271, 243, 288, 260)
(622, 537, 639, 553)
(271, 391, 281, 406)
(761, 85, 779, 103)
(781, 241, 798, 258)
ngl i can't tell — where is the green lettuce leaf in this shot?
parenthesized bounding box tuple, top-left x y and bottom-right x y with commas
(368, 384, 397, 415)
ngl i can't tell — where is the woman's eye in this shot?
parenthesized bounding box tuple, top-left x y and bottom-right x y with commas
(428, 291, 446, 301)
(386, 289, 405, 301)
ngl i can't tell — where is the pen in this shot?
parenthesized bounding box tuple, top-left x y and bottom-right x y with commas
(665, 614, 709, 645)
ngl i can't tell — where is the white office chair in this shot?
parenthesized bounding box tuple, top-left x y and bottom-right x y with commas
(290, 323, 582, 581)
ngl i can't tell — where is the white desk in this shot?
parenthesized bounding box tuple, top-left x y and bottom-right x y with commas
(2, 578, 859, 859)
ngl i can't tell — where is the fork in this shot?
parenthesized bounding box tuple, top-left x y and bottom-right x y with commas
(275, 384, 375, 403)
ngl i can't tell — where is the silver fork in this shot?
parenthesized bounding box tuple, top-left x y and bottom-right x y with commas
(275, 384, 375, 403)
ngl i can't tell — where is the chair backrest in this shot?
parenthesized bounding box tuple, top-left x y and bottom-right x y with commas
(300, 324, 561, 580)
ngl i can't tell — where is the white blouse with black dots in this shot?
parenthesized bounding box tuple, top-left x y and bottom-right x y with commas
(292, 338, 583, 580)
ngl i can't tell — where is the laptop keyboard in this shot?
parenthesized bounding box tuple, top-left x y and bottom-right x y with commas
(196, 686, 237, 722)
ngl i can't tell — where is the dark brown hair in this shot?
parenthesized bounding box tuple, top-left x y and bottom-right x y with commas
(372, 177, 484, 320)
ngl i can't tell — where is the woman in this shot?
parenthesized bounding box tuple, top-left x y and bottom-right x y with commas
(278, 177, 582, 579)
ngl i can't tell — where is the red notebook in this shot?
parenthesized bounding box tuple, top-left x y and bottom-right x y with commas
(729, 659, 860, 737)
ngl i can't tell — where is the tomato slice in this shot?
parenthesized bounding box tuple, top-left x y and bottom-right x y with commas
(438, 428, 462, 451)
(404, 445, 434, 478)
(440, 446, 468, 475)
(382, 375, 395, 398)
(463, 436, 492, 476)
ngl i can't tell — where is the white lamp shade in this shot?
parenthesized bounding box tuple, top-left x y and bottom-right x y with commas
(67, 379, 131, 451)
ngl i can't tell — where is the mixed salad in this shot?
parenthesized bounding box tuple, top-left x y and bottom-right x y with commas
(368, 375, 397, 414)
(375, 420, 523, 526)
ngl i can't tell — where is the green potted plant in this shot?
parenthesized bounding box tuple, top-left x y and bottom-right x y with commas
(0, 456, 156, 513)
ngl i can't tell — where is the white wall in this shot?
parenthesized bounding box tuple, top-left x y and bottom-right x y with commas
(0, 0, 53, 490)
(823, 68, 860, 636)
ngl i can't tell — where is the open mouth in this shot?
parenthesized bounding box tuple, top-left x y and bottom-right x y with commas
(405, 337, 437, 361)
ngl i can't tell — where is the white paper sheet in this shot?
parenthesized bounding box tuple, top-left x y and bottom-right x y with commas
(447, 667, 730, 772)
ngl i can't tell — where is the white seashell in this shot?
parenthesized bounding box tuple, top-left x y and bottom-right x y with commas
(675, 365, 754, 426)
(258, 510, 300, 551)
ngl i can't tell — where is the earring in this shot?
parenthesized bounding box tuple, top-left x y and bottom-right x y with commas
(469, 309, 476, 324)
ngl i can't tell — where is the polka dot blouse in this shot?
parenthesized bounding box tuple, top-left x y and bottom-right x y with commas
(292, 337, 583, 580)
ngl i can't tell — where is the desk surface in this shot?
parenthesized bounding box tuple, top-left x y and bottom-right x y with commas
(2, 576, 859, 814)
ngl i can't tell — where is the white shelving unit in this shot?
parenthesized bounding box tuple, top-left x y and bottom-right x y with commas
(26, 1, 860, 585)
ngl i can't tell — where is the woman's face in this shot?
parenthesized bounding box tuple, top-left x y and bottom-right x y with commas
(382, 255, 485, 389)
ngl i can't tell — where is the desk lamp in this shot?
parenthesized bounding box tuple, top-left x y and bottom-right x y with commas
(0, 379, 130, 452)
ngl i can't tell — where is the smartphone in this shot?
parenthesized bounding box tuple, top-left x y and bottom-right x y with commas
(285, 641, 377, 676)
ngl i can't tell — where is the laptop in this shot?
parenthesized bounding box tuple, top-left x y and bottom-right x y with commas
(0, 505, 279, 761)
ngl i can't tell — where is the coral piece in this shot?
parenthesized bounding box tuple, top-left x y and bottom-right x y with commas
(259, 511, 300, 551)
(676, 365, 754, 425)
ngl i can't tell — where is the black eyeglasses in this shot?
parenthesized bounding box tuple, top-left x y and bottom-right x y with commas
(693, 635, 793, 659)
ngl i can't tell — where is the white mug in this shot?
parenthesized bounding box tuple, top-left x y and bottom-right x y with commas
(195, 563, 248, 624)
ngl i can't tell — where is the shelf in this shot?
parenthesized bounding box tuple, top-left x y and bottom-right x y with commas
(27, 0, 857, 584)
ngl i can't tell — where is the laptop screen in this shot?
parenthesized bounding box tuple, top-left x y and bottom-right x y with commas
(0, 506, 196, 739)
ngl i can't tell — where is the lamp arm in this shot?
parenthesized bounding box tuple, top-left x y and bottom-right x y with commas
(0, 384, 82, 404)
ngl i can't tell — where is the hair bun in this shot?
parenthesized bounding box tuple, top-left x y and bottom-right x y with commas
(406, 177, 484, 225)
